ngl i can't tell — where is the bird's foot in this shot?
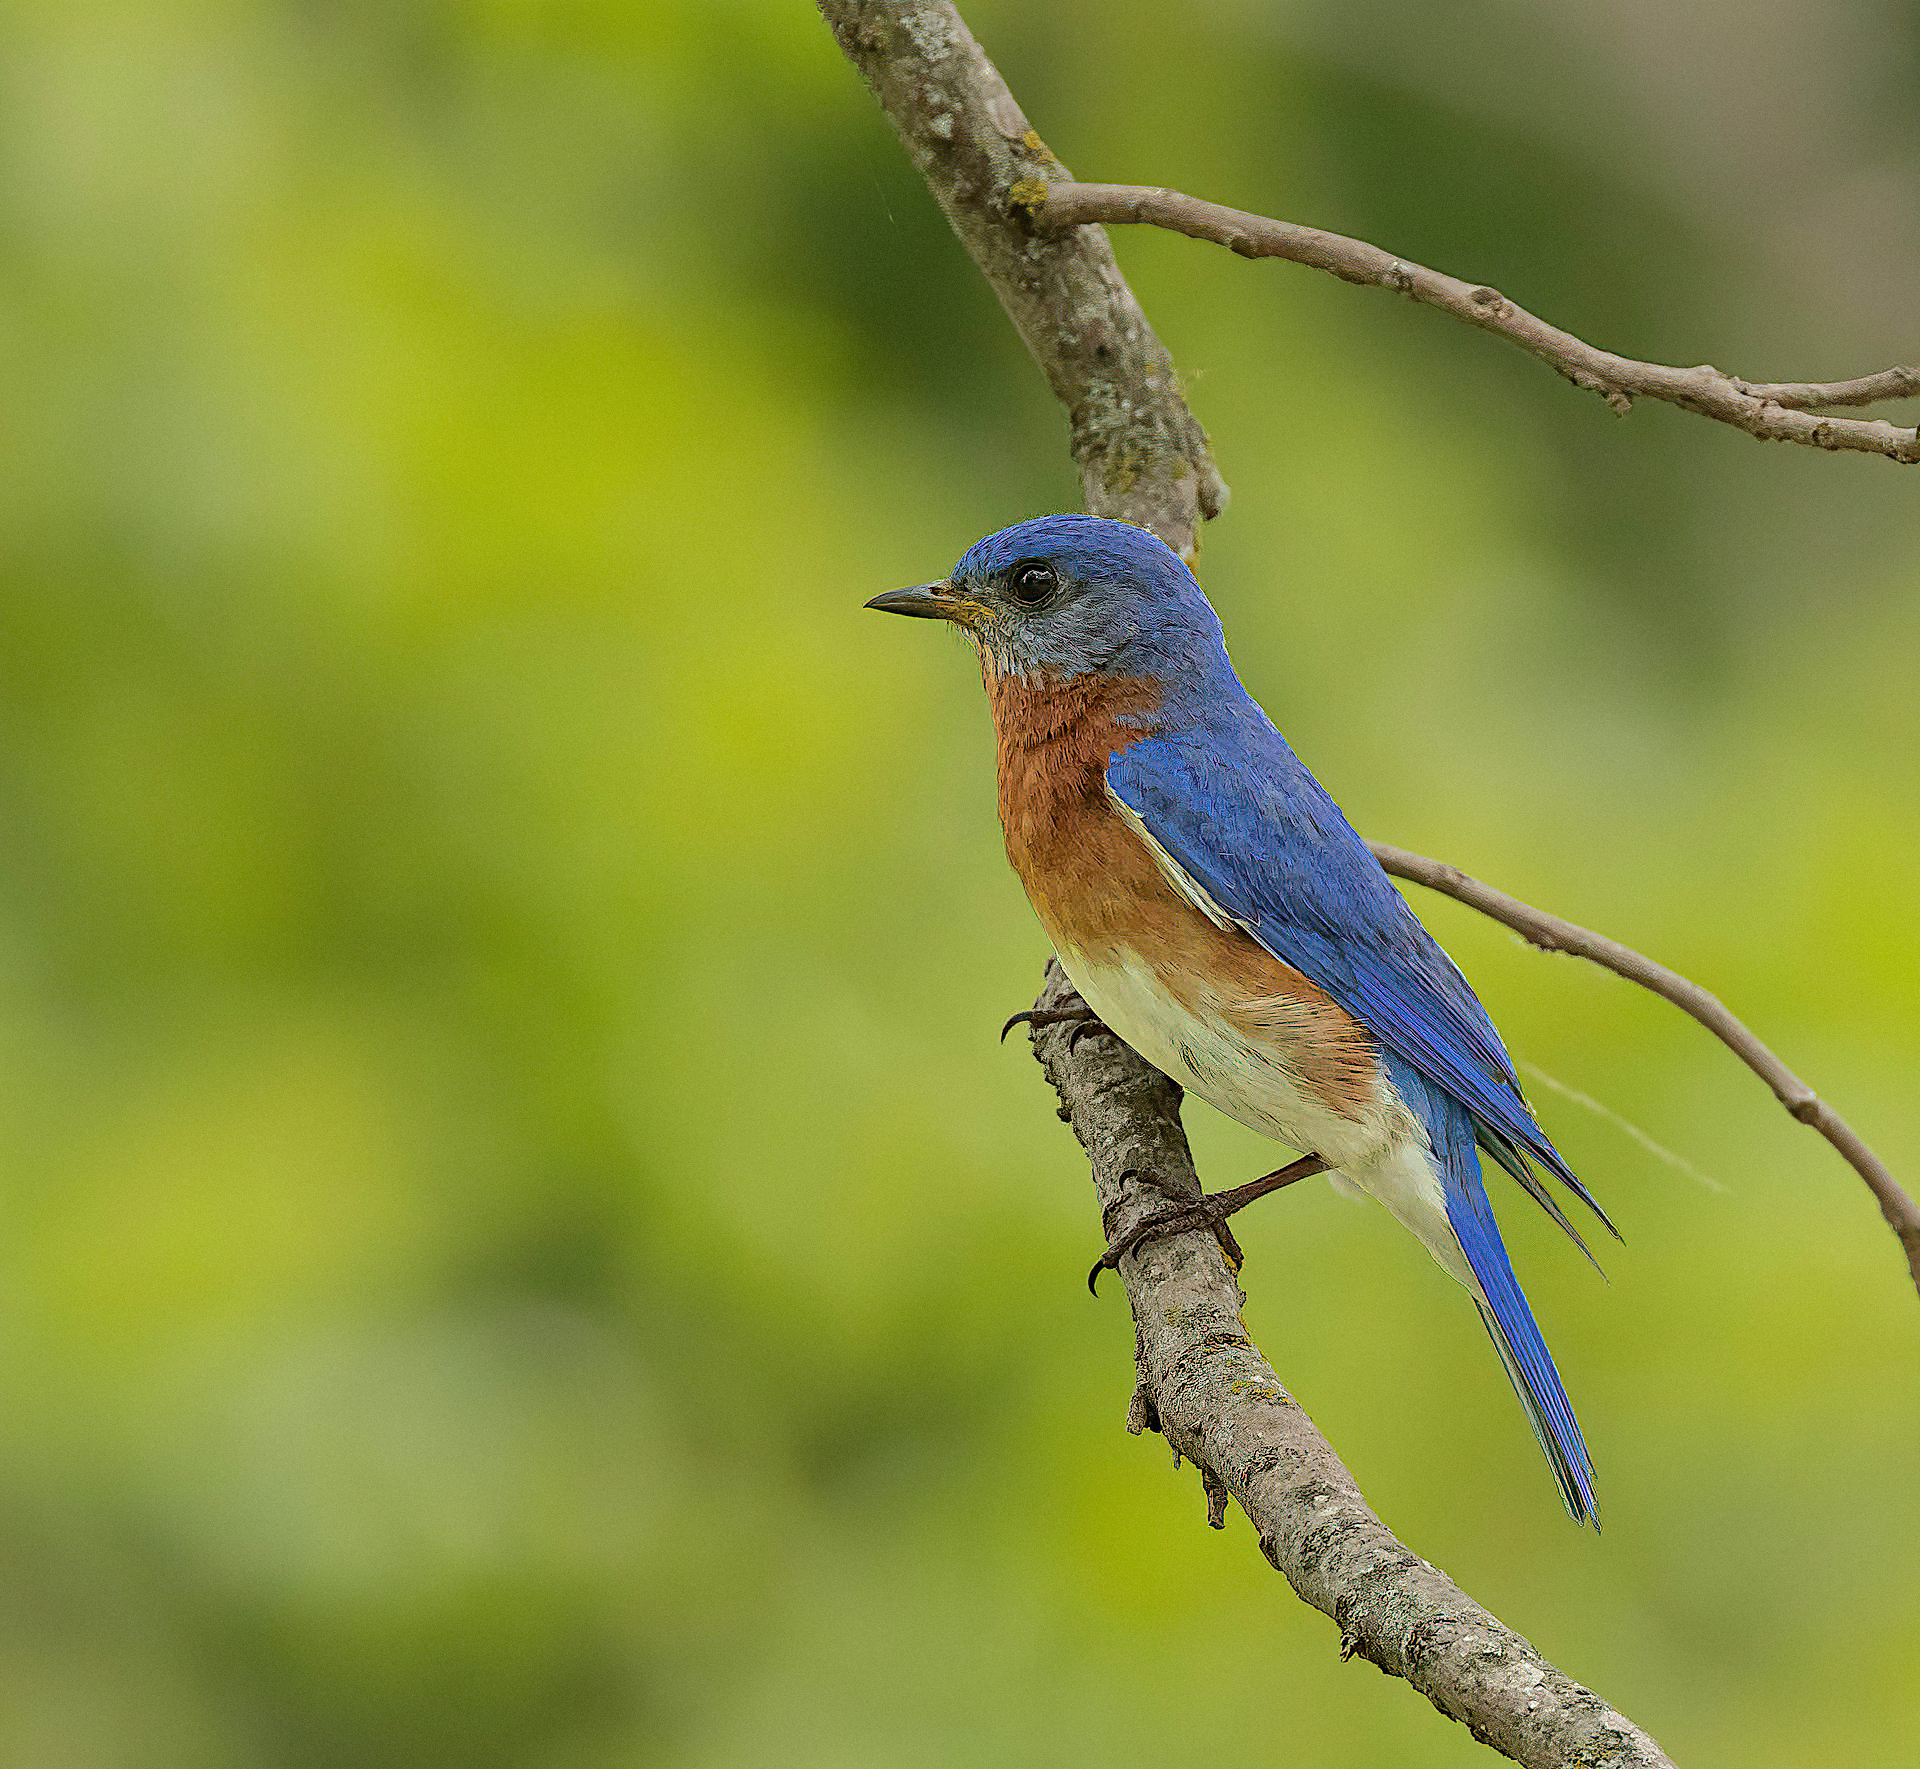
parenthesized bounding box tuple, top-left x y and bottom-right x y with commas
(1087, 1154, 1332, 1294)
(1000, 1004, 1114, 1054)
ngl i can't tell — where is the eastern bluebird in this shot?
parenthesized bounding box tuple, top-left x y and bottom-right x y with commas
(868, 513, 1616, 1524)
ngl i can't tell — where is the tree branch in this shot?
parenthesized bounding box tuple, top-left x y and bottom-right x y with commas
(1030, 961, 1675, 1769)
(1371, 844, 1920, 1300)
(1033, 182, 1920, 464)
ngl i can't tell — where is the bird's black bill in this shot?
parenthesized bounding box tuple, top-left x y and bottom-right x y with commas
(864, 581, 966, 621)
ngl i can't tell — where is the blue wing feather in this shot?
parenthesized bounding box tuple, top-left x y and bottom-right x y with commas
(1387, 1056, 1598, 1523)
(1106, 716, 1615, 1239)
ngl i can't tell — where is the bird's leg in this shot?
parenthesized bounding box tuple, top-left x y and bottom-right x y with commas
(1088, 1154, 1332, 1294)
(1128, 1165, 1241, 1267)
(1000, 1005, 1115, 1054)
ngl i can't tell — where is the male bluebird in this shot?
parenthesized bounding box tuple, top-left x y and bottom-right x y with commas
(868, 513, 1616, 1524)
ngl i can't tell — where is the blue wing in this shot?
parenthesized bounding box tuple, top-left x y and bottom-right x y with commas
(1105, 716, 1615, 1246)
(1107, 714, 1608, 1523)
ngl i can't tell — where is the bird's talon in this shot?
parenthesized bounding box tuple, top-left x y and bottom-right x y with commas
(1065, 1018, 1113, 1053)
(1088, 1200, 1211, 1294)
(1086, 1155, 1326, 1294)
(1001, 1004, 1108, 1046)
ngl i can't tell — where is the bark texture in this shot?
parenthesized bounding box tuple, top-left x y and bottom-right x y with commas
(817, 1, 1226, 559)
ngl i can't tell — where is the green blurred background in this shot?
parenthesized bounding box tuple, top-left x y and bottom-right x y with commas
(1, 2, 1916, 1764)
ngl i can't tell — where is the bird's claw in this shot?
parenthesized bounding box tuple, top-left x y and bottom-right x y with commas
(1066, 1017, 1111, 1053)
(1085, 1153, 1329, 1294)
(1088, 1195, 1244, 1294)
(1000, 1004, 1114, 1047)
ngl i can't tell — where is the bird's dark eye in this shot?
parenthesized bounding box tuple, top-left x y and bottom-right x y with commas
(1007, 560, 1058, 607)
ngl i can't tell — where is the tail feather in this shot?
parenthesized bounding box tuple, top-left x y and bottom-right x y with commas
(1452, 1172, 1598, 1524)
(1475, 1123, 1607, 1275)
(1472, 1292, 1597, 1526)
(1387, 1056, 1599, 1525)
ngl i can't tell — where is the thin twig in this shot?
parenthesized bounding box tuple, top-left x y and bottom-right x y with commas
(1371, 843, 1920, 1299)
(1033, 182, 1920, 464)
(1736, 368, 1920, 409)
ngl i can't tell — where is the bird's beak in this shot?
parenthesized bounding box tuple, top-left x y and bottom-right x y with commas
(864, 580, 977, 625)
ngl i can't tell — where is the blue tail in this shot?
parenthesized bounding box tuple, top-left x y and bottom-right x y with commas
(1391, 1059, 1599, 1525)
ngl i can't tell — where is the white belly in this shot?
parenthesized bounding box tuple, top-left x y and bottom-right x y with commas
(1059, 942, 1471, 1288)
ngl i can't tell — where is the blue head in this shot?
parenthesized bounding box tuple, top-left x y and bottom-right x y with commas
(866, 514, 1232, 693)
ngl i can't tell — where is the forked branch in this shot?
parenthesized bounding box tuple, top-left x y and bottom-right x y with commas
(1031, 182, 1920, 463)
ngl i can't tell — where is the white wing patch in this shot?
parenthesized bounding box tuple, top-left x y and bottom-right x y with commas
(1104, 780, 1237, 929)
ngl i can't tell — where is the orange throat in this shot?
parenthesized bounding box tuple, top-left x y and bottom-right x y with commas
(984, 666, 1161, 950)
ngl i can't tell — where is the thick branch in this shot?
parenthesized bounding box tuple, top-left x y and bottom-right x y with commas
(1371, 843, 1920, 1300)
(1036, 182, 1920, 464)
(816, 5, 1226, 558)
(1029, 962, 1674, 1769)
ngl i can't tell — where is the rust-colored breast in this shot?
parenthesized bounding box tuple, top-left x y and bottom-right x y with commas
(987, 668, 1165, 953)
(987, 665, 1379, 1119)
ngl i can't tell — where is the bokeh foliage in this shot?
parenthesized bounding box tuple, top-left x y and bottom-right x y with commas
(0, 3, 1916, 1765)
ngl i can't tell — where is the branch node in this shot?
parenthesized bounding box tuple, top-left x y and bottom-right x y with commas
(1006, 176, 1049, 223)
(1126, 1381, 1161, 1437)
(1201, 1464, 1231, 1529)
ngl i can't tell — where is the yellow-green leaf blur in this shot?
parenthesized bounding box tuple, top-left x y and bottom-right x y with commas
(0, 4, 1915, 1766)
